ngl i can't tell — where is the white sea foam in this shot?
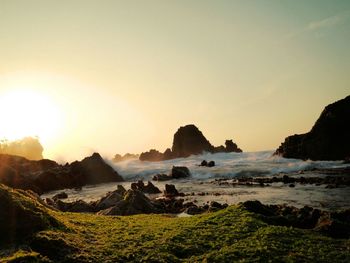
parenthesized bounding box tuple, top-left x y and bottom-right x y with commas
(110, 151, 347, 180)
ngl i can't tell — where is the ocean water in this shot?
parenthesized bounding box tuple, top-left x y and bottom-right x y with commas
(109, 151, 347, 181)
(42, 151, 350, 210)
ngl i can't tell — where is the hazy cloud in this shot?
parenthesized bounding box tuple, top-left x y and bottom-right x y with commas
(285, 10, 350, 40)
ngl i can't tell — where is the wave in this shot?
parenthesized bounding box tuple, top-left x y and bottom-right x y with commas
(109, 151, 347, 181)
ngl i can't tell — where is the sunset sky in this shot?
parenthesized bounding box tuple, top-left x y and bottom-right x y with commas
(0, 0, 349, 161)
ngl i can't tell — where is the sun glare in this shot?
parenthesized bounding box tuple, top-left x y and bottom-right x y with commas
(0, 89, 63, 143)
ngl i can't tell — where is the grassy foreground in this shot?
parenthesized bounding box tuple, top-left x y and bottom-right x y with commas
(0, 185, 349, 262)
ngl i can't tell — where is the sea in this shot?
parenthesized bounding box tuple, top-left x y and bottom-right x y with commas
(42, 151, 350, 211)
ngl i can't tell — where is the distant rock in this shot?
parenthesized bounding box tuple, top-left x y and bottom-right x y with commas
(0, 152, 124, 194)
(200, 160, 215, 167)
(139, 149, 164, 162)
(112, 153, 139, 162)
(275, 96, 350, 160)
(139, 124, 242, 161)
(224, 140, 242, 153)
(172, 125, 214, 158)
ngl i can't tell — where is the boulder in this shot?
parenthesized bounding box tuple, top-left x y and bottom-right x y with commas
(170, 166, 191, 179)
(275, 96, 350, 160)
(152, 173, 172, 181)
(164, 184, 181, 197)
(200, 160, 208, 166)
(98, 189, 162, 216)
(131, 180, 161, 194)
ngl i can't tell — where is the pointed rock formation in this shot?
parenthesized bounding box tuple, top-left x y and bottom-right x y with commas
(275, 96, 350, 160)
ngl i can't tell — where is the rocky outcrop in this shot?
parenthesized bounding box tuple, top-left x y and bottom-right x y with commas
(242, 200, 350, 238)
(139, 124, 242, 161)
(275, 96, 350, 160)
(0, 153, 124, 194)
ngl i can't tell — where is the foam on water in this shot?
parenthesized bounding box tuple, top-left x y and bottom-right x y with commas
(109, 151, 347, 180)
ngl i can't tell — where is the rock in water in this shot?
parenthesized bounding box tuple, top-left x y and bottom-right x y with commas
(224, 140, 242, 153)
(170, 166, 191, 178)
(139, 124, 242, 161)
(275, 96, 350, 160)
(172, 125, 214, 158)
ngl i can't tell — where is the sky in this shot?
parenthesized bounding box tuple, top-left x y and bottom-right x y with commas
(0, 0, 349, 161)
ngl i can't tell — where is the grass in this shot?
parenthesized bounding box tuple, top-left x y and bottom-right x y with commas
(1, 184, 350, 262)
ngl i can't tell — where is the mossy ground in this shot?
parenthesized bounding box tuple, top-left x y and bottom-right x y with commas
(1, 205, 350, 262)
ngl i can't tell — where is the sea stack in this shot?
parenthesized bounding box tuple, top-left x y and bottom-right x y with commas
(139, 124, 242, 161)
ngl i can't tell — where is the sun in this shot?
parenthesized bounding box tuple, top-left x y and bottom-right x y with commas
(0, 89, 63, 143)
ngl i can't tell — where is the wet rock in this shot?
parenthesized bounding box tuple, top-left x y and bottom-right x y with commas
(199, 160, 215, 167)
(52, 192, 68, 200)
(152, 173, 172, 181)
(164, 184, 181, 197)
(170, 166, 191, 179)
(200, 160, 208, 166)
(275, 95, 350, 160)
(131, 180, 161, 194)
(207, 161, 215, 167)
